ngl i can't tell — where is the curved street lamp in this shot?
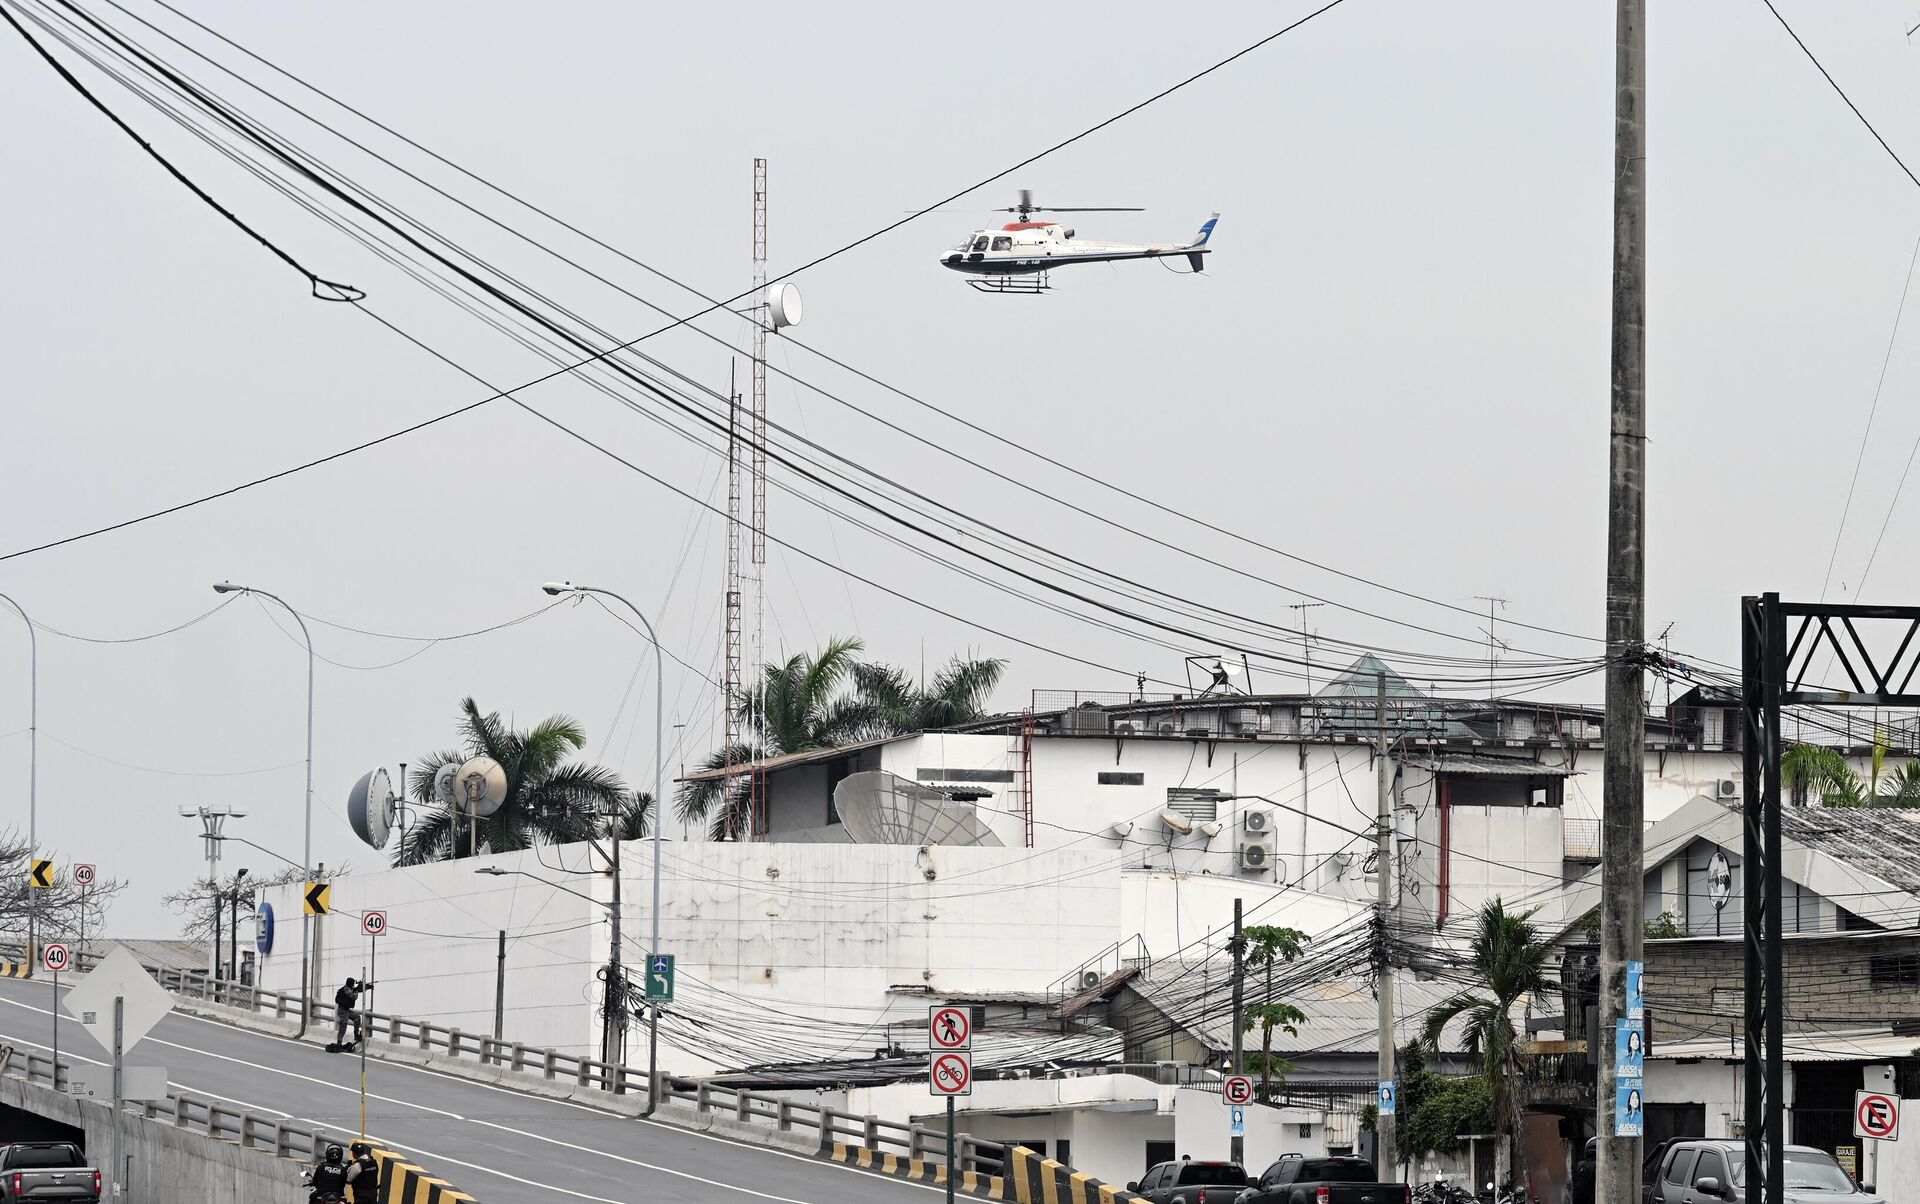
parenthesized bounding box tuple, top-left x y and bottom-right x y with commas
(213, 582, 316, 1031)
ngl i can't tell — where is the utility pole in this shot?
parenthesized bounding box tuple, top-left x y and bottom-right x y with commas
(1374, 671, 1397, 1181)
(602, 822, 626, 1087)
(494, 929, 506, 1043)
(1288, 601, 1325, 692)
(181, 805, 245, 986)
(1230, 897, 1245, 1166)
(1599, 0, 1647, 1201)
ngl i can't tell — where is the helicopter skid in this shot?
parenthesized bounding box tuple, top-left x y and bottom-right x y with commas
(966, 272, 1050, 295)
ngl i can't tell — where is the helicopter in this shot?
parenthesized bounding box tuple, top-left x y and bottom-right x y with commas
(939, 190, 1218, 293)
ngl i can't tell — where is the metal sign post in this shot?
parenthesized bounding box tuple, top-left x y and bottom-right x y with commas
(42, 943, 68, 1086)
(360, 910, 384, 1141)
(929, 1005, 972, 1204)
(109, 997, 122, 1199)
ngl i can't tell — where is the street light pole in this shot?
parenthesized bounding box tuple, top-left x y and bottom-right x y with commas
(214, 582, 315, 1033)
(0, 594, 38, 971)
(543, 582, 665, 1112)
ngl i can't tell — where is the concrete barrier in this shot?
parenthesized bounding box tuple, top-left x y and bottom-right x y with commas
(828, 1141, 1006, 1199)
(0, 1069, 305, 1204)
(1004, 1145, 1144, 1204)
(372, 1147, 477, 1204)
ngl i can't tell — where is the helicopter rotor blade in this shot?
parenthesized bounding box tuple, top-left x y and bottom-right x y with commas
(1018, 188, 1033, 213)
(1032, 206, 1145, 212)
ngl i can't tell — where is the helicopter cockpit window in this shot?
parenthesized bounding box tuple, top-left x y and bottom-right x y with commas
(970, 235, 990, 253)
(990, 236, 1013, 251)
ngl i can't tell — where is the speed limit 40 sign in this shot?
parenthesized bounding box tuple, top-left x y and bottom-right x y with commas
(360, 910, 388, 937)
(41, 943, 71, 974)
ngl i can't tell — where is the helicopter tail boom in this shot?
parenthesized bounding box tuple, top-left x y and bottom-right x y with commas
(1186, 213, 1220, 249)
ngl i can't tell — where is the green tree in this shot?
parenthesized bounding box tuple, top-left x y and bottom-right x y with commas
(1782, 740, 1920, 808)
(1363, 1043, 1494, 1178)
(1421, 898, 1552, 1191)
(397, 698, 632, 865)
(677, 638, 1008, 839)
(1240, 925, 1309, 1102)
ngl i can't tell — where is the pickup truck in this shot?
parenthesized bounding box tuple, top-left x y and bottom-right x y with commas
(1129, 1159, 1249, 1204)
(1235, 1155, 1409, 1204)
(0, 1143, 101, 1204)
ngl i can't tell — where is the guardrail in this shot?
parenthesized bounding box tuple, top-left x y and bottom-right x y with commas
(13, 950, 1005, 1178)
(1, 1042, 332, 1162)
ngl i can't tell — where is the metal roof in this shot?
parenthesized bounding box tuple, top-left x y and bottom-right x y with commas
(1401, 753, 1572, 778)
(1777, 806, 1920, 897)
(678, 736, 893, 783)
(1654, 1028, 1918, 1064)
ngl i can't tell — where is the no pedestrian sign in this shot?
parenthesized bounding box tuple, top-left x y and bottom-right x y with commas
(930, 1051, 972, 1096)
(930, 1005, 972, 1050)
(1856, 1090, 1900, 1142)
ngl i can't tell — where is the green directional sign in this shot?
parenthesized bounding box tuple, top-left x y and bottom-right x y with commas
(645, 953, 674, 1001)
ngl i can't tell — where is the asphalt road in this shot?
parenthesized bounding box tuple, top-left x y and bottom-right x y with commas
(0, 977, 939, 1204)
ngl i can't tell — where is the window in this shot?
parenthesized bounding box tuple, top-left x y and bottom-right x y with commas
(1694, 1149, 1727, 1185)
(1662, 1149, 1696, 1186)
(971, 236, 989, 252)
(1870, 954, 1920, 988)
(825, 757, 854, 825)
(970, 1004, 987, 1028)
(916, 768, 1015, 783)
(1144, 1144, 1175, 1175)
(1015, 1139, 1047, 1157)
(991, 236, 1013, 251)
(1166, 787, 1222, 822)
(1056, 1141, 1072, 1168)
(1099, 772, 1145, 786)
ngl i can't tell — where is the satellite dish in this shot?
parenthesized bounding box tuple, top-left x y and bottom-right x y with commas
(457, 756, 509, 818)
(433, 762, 460, 810)
(1159, 809, 1194, 835)
(347, 767, 397, 850)
(767, 281, 803, 330)
(833, 772, 1003, 847)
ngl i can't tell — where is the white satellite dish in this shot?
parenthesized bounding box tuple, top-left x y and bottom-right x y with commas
(433, 762, 460, 810)
(457, 755, 509, 818)
(347, 767, 397, 850)
(833, 772, 1003, 847)
(1159, 809, 1194, 835)
(767, 281, 803, 330)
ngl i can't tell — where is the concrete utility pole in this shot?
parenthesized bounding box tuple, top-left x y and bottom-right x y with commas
(1374, 672, 1397, 1181)
(1598, 1, 1647, 1201)
(1230, 897, 1244, 1166)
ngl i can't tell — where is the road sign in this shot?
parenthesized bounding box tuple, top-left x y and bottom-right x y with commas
(67, 1065, 166, 1102)
(62, 946, 173, 1056)
(930, 1051, 972, 1096)
(1615, 1083, 1644, 1137)
(1626, 959, 1645, 1021)
(646, 953, 675, 1001)
(256, 902, 275, 954)
(41, 943, 70, 974)
(73, 864, 95, 888)
(29, 859, 53, 889)
(1230, 1106, 1245, 1136)
(360, 910, 387, 937)
(1223, 1075, 1255, 1106)
(304, 882, 331, 916)
(1856, 1090, 1900, 1141)
(1378, 1081, 1396, 1116)
(930, 1005, 972, 1050)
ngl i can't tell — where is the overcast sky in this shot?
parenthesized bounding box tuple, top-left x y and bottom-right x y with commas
(6, 0, 1920, 932)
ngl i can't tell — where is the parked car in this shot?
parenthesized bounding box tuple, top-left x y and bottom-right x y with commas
(0, 1142, 100, 1204)
(1645, 1140, 1882, 1204)
(1129, 1159, 1249, 1204)
(1236, 1154, 1410, 1204)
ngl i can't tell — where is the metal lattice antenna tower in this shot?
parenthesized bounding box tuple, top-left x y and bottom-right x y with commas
(723, 360, 744, 831)
(1472, 594, 1509, 697)
(750, 157, 769, 838)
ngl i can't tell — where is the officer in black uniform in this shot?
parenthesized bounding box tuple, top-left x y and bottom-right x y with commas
(308, 1145, 351, 1203)
(346, 1141, 379, 1204)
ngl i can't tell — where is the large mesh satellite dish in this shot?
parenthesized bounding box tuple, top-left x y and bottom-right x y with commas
(833, 771, 1004, 847)
(457, 756, 508, 818)
(347, 767, 397, 849)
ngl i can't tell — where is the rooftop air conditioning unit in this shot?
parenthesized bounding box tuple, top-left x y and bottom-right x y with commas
(1243, 810, 1272, 835)
(1717, 779, 1738, 799)
(1156, 722, 1178, 736)
(1114, 720, 1139, 735)
(1239, 839, 1273, 874)
(1224, 707, 1258, 734)
(1079, 969, 1103, 990)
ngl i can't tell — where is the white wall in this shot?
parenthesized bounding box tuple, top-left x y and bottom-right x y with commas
(1170, 1088, 1327, 1169)
(260, 839, 1126, 1071)
(1643, 1059, 1750, 1139)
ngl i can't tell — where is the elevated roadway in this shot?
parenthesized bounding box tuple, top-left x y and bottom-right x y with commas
(0, 976, 943, 1204)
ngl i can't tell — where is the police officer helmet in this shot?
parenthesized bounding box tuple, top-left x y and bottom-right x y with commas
(325, 1145, 345, 1164)
(349, 1142, 371, 1158)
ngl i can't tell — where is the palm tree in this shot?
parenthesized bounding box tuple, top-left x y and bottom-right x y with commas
(1781, 739, 1920, 808)
(1422, 898, 1552, 1192)
(677, 639, 1009, 839)
(677, 637, 870, 840)
(396, 698, 629, 865)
